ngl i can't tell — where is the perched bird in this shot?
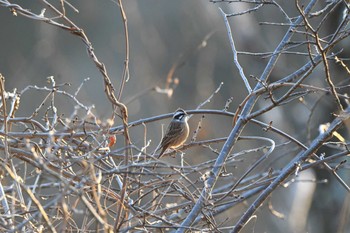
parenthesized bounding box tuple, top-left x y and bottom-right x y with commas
(157, 108, 189, 159)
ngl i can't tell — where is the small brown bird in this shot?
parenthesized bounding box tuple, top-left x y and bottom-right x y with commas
(157, 108, 189, 159)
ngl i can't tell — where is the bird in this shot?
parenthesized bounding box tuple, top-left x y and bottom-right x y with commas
(157, 108, 189, 159)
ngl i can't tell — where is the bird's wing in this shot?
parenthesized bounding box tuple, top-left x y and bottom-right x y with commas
(160, 121, 184, 148)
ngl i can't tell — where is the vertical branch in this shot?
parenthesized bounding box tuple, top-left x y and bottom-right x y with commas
(117, 0, 130, 101)
(0, 77, 12, 228)
(113, 2, 131, 225)
(219, 8, 252, 94)
(0, 75, 9, 160)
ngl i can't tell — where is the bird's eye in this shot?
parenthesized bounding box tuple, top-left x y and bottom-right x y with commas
(174, 112, 184, 120)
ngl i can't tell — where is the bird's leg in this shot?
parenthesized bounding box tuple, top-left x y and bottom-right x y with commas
(172, 148, 185, 158)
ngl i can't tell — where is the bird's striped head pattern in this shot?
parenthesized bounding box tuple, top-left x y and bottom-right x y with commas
(173, 108, 187, 121)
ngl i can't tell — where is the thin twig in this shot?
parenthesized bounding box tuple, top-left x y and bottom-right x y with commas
(219, 8, 252, 94)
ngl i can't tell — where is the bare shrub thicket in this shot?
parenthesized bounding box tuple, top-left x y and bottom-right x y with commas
(0, 0, 350, 232)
